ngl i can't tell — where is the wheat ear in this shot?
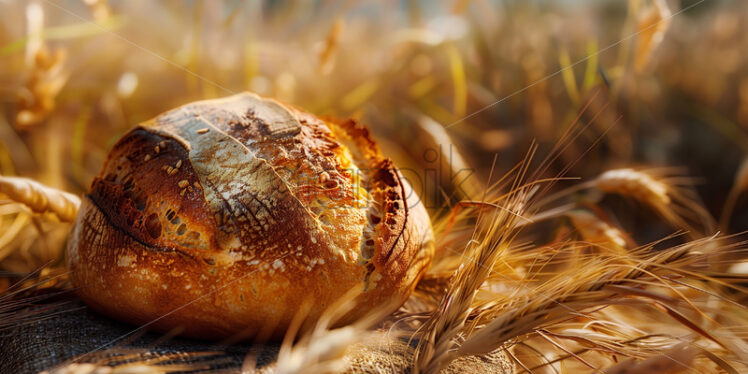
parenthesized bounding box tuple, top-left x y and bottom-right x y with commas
(566, 210, 628, 250)
(412, 153, 533, 374)
(444, 236, 746, 372)
(595, 168, 670, 206)
(0, 176, 80, 222)
(592, 168, 715, 236)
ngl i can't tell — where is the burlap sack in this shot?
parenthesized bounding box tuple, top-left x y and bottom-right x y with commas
(0, 295, 511, 373)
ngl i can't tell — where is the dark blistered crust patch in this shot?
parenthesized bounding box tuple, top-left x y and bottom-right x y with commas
(371, 159, 408, 266)
(90, 128, 214, 253)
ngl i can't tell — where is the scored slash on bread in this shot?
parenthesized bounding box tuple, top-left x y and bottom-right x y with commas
(67, 92, 434, 340)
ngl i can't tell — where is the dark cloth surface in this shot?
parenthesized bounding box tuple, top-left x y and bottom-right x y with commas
(0, 296, 276, 373)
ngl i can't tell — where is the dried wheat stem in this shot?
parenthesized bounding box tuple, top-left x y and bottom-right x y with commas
(0, 176, 80, 222)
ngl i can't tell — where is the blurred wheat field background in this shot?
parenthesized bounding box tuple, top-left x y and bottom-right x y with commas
(0, 0, 747, 373)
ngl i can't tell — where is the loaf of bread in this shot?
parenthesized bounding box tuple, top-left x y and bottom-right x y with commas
(66, 92, 434, 340)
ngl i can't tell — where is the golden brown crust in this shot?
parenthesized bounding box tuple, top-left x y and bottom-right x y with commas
(66, 92, 433, 340)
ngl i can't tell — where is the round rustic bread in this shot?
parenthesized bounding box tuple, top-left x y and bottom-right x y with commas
(66, 92, 434, 340)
